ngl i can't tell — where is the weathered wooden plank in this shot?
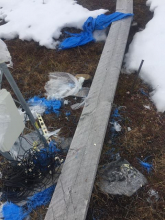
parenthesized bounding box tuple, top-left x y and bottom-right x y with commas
(44, 1, 133, 219)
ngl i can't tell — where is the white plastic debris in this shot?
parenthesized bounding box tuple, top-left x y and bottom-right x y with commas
(45, 128, 61, 139)
(45, 72, 85, 99)
(0, 39, 13, 67)
(0, 104, 10, 148)
(114, 122, 121, 132)
(71, 99, 85, 110)
(18, 104, 46, 121)
(143, 105, 151, 110)
(127, 127, 132, 132)
(64, 100, 69, 105)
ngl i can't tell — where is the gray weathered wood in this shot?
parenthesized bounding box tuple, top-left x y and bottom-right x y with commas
(44, 1, 133, 219)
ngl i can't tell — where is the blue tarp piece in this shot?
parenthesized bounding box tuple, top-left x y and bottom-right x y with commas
(28, 96, 62, 114)
(2, 185, 55, 220)
(137, 157, 153, 173)
(59, 12, 133, 50)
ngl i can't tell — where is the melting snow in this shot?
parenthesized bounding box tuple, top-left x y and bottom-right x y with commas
(125, 0, 165, 112)
(0, 0, 107, 49)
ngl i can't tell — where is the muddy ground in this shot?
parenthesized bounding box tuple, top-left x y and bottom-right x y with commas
(1, 0, 165, 219)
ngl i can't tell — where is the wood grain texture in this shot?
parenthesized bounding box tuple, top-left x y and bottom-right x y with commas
(44, 0, 133, 219)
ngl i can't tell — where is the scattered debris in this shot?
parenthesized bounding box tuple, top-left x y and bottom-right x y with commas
(18, 104, 46, 120)
(1, 185, 55, 220)
(137, 157, 153, 173)
(139, 88, 148, 96)
(127, 127, 131, 131)
(143, 105, 151, 110)
(28, 96, 62, 115)
(45, 72, 84, 99)
(64, 100, 69, 105)
(147, 189, 160, 204)
(99, 157, 147, 196)
(113, 121, 121, 132)
(71, 99, 85, 110)
(73, 87, 90, 98)
(65, 111, 71, 117)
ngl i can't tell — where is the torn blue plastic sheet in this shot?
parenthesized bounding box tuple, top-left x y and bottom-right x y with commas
(28, 96, 62, 114)
(2, 185, 55, 220)
(59, 12, 133, 50)
(137, 157, 153, 173)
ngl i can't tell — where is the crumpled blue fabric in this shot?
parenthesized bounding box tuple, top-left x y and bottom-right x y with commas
(59, 12, 133, 50)
(28, 96, 62, 114)
(2, 185, 55, 220)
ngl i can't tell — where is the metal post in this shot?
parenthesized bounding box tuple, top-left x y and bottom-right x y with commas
(131, 60, 144, 93)
(0, 63, 49, 148)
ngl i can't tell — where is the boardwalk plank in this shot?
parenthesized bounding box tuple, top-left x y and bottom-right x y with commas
(45, 1, 133, 219)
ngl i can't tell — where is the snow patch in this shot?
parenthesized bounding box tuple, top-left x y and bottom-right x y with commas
(125, 0, 165, 112)
(0, 0, 107, 49)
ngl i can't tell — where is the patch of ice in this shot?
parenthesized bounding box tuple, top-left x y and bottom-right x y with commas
(125, 0, 165, 112)
(0, 0, 107, 49)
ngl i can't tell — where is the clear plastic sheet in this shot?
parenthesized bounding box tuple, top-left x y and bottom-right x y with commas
(45, 72, 84, 99)
(99, 157, 147, 196)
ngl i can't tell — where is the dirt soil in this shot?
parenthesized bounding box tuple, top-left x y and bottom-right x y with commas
(1, 0, 165, 219)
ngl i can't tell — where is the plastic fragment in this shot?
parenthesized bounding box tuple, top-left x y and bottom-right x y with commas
(45, 72, 84, 99)
(139, 88, 148, 96)
(99, 157, 147, 196)
(71, 99, 85, 110)
(28, 96, 62, 115)
(143, 105, 151, 110)
(137, 157, 153, 173)
(65, 111, 71, 117)
(113, 121, 121, 132)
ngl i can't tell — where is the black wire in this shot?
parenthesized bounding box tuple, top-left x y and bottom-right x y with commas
(1, 143, 65, 203)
